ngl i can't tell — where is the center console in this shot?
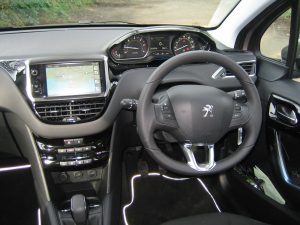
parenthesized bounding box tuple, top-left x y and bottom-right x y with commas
(21, 56, 112, 225)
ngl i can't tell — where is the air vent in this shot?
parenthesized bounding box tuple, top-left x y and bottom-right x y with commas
(34, 98, 106, 123)
(226, 62, 256, 77)
(212, 61, 256, 79)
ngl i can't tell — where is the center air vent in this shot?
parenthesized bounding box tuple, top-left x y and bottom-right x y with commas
(212, 61, 256, 79)
(34, 98, 106, 124)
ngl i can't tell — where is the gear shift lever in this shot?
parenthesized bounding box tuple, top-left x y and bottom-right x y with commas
(71, 194, 88, 225)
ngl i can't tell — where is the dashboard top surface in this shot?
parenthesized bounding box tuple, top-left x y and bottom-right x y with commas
(0, 25, 256, 138)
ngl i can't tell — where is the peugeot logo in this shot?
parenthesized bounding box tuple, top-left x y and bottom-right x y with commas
(202, 104, 214, 118)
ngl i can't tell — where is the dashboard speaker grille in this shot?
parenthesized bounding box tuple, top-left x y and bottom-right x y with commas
(34, 98, 106, 123)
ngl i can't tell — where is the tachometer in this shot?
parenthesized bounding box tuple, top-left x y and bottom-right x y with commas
(173, 34, 196, 55)
(123, 35, 149, 59)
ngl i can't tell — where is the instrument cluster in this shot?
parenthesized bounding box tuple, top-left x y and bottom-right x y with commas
(108, 30, 214, 64)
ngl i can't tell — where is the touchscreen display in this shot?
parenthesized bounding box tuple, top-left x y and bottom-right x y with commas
(46, 62, 101, 97)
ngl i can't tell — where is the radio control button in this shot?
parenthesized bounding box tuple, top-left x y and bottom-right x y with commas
(67, 161, 76, 166)
(73, 171, 83, 178)
(60, 161, 68, 166)
(75, 147, 83, 152)
(64, 139, 74, 146)
(87, 170, 97, 177)
(66, 148, 75, 153)
(76, 160, 85, 165)
(58, 172, 68, 182)
(82, 146, 91, 152)
(73, 138, 83, 145)
(83, 159, 92, 164)
(58, 149, 66, 153)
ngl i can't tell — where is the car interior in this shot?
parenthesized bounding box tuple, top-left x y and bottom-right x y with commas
(1, 0, 300, 225)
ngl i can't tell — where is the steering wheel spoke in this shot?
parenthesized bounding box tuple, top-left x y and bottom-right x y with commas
(181, 143, 216, 172)
(229, 101, 250, 130)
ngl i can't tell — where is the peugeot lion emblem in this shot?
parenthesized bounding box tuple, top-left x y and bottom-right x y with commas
(202, 104, 214, 118)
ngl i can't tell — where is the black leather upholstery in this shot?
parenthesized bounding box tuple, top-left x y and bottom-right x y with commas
(162, 213, 269, 225)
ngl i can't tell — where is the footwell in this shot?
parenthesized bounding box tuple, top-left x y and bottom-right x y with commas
(123, 172, 220, 225)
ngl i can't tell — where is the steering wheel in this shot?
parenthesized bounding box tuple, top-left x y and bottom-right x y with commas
(136, 51, 262, 176)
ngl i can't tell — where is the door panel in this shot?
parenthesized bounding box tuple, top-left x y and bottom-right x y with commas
(256, 58, 300, 206)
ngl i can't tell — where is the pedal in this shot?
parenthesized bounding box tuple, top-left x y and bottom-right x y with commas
(137, 160, 149, 177)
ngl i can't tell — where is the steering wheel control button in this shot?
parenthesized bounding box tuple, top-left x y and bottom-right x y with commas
(163, 113, 175, 120)
(154, 96, 178, 127)
(162, 103, 170, 112)
(233, 90, 246, 100)
(234, 104, 242, 111)
(233, 112, 242, 119)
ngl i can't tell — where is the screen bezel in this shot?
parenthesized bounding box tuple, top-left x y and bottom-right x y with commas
(28, 59, 109, 102)
(45, 62, 103, 98)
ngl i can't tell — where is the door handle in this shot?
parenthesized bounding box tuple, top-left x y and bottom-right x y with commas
(269, 95, 299, 126)
(276, 105, 298, 125)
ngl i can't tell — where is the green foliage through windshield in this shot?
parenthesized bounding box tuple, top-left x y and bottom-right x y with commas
(0, 0, 240, 28)
(0, 0, 96, 27)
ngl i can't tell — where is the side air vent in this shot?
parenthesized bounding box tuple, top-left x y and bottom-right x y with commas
(212, 61, 256, 79)
(34, 98, 106, 124)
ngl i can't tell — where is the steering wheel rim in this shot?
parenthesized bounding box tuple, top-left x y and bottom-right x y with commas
(137, 51, 262, 176)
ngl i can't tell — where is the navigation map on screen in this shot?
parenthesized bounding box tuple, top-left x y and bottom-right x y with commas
(46, 62, 101, 97)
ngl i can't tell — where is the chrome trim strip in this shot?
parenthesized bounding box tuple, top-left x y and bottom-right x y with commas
(0, 164, 31, 172)
(274, 130, 300, 191)
(25, 56, 111, 102)
(123, 172, 221, 225)
(37, 208, 42, 225)
(197, 178, 222, 212)
(122, 174, 141, 225)
(181, 143, 216, 172)
(211, 60, 256, 79)
(237, 127, 243, 146)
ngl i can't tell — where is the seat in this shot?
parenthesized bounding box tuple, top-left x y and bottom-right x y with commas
(161, 213, 269, 225)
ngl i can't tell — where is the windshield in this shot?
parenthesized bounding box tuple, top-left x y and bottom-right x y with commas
(0, 0, 240, 28)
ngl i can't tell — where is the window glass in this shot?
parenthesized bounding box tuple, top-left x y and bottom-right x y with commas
(0, 0, 240, 28)
(260, 9, 291, 61)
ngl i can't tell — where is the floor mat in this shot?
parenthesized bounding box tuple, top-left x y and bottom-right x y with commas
(123, 173, 219, 225)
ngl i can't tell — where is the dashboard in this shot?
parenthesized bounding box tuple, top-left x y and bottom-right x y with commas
(0, 26, 256, 138)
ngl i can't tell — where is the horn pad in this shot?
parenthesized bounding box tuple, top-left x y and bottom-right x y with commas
(167, 85, 234, 144)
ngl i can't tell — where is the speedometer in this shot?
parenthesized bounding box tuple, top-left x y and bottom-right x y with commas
(123, 35, 149, 59)
(173, 34, 196, 55)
